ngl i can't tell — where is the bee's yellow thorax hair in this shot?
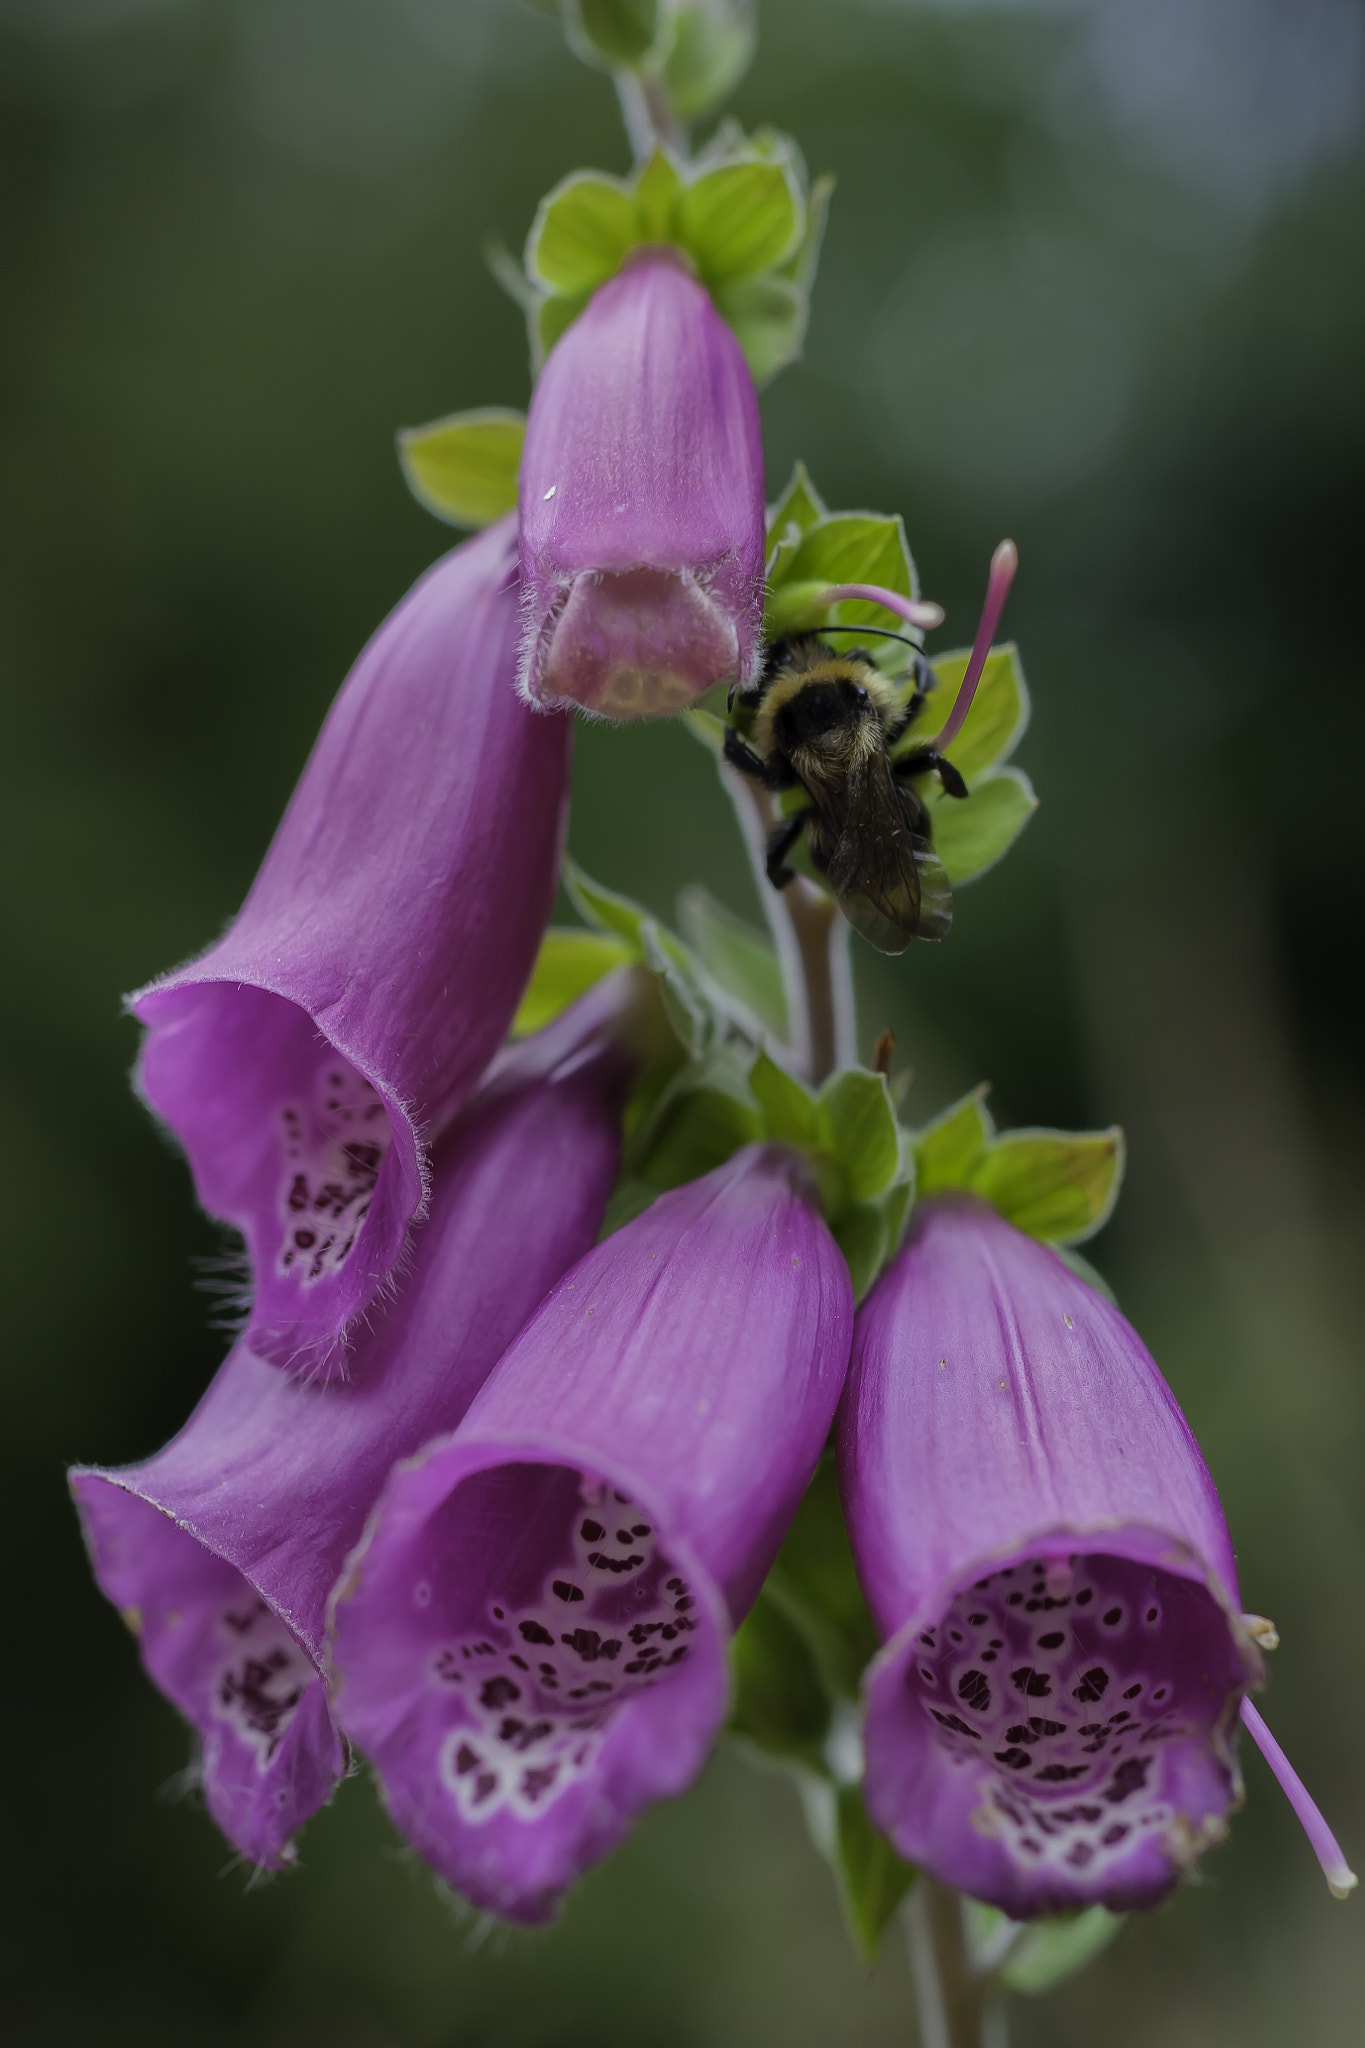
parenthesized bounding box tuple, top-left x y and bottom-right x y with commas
(754, 651, 901, 756)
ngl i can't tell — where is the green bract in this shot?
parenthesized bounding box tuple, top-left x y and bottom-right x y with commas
(395, 409, 524, 530)
(563, 0, 663, 69)
(522, 139, 825, 383)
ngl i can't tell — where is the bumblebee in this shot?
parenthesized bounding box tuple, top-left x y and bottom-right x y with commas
(723, 632, 967, 955)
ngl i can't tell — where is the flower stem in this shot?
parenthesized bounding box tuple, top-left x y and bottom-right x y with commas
(723, 769, 855, 1085)
(614, 67, 686, 163)
(905, 1882, 1008, 2048)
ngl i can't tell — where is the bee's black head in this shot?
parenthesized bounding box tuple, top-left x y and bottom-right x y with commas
(771, 672, 873, 750)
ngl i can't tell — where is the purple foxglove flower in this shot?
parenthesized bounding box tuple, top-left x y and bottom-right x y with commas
(330, 1143, 853, 1923)
(70, 981, 633, 1871)
(133, 515, 570, 1383)
(517, 248, 765, 718)
(840, 1194, 1270, 1918)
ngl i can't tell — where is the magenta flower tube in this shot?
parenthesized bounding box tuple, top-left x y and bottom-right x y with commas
(518, 248, 765, 718)
(330, 1144, 853, 1922)
(133, 516, 570, 1383)
(70, 982, 632, 1870)
(840, 1195, 1266, 1918)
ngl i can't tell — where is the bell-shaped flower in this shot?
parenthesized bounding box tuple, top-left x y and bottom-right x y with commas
(330, 1144, 853, 1922)
(133, 515, 570, 1383)
(70, 981, 635, 1870)
(840, 1194, 1274, 1918)
(517, 247, 765, 718)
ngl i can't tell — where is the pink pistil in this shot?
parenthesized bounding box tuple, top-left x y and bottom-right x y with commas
(1241, 1697, 1358, 1899)
(819, 583, 946, 631)
(925, 539, 1017, 754)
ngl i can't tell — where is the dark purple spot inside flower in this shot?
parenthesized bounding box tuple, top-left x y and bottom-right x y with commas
(1105, 1757, 1151, 1803)
(1124, 1683, 1142, 1699)
(580, 1519, 604, 1541)
(931, 1710, 982, 1739)
(1073, 1667, 1109, 1704)
(553, 1581, 584, 1602)
(479, 1675, 520, 1711)
(1038, 1631, 1065, 1649)
(995, 1747, 1032, 1770)
(957, 1670, 991, 1713)
(1029, 1717, 1066, 1737)
(1103, 1607, 1122, 1626)
(1011, 1666, 1052, 1697)
(520, 1620, 554, 1645)
(1035, 1763, 1088, 1782)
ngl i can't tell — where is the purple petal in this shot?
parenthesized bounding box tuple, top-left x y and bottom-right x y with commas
(839, 1195, 1264, 1917)
(133, 516, 570, 1382)
(331, 1144, 854, 1922)
(71, 983, 632, 1869)
(518, 249, 765, 717)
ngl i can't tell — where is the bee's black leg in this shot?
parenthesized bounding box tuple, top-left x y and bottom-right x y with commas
(723, 726, 769, 782)
(894, 748, 968, 800)
(765, 816, 805, 890)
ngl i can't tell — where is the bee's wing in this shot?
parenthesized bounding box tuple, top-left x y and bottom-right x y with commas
(823, 745, 954, 954)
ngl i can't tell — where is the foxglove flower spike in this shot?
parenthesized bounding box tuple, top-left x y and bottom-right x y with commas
(1240, 1698, 1357, 1900)
(840, 1195, 1265, 1918)
(518, 248, 765, 718)
(71, 980, 635, 1869)
(133, 517, 570, 1382)
(331, 1144, 853, 1922)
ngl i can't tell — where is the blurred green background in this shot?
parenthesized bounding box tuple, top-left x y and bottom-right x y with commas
(2, 0, 1362, 2041)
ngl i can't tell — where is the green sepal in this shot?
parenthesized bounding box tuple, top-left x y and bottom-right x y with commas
(632, 148, 683, 238)
(997, 1905, 1125, 1994)
(511, 928, 636, 1037)
(563, 0, 662, 68)
(396, 409, 524, 530)
(625, 1043, 764, 1192)
(928, 766, 1038, 886)
(674, 155, 803, 284)
(892, 642, 1029, 784)
(913, 1085, 1125, 1247)
(914, 1085, 992, 1195)
(764, 506, 921, 668)
(748, 1049, 818, 1148)
(727, 1588, 832, 1773)
(817, 1068, 903, 1203)
(712, 271, 807, 385)
(969, 1126, 1125, 1246)
(532, 289, 592, 370)
(779, 169, 833, 291)
(833, 1784, 918, 1962)
(526, 170, 643, 298)
(829, 1203, 887, 1304)
(676, 885, 786, 1037)
(661, 0, 758, 121)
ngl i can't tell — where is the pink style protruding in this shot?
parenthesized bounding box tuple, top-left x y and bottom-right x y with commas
(1240, 1698, 1358, 1900)
(819, 584, 946, 633)
(927, 538, 1018, 754)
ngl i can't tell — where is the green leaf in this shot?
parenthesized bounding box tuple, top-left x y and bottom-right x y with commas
(728, 1588, 831, 1771)
(830, 1202, 888, 1303)
(894, 643, 1029, 783)
(968, 1127, 1124, 1245)
(712, 270, 807, 386)
(632, 149, 682, 239)
(512, 928, 636, 1037)
(765, 1454, 880, 1701)
(833, 1785, 918, 1962)
(999, 1906, 1125, 1994)
(396, 409, 524, 530)
(675, 158, 802, 284)
(767, 512, 919, 650)
(816, 1069, 902, 1203)
(749, 1050, 818, 1149)
(531, 289, 592, 369)
(676, 885, 786, 1037)
(765, 461, 828, 564)
(526, 171, 640, 297)
(662, 0, 758, 120)
(564, 0, 661, 67)
(914, 1086, 993, 1195)
(929, 767, 1037, 886)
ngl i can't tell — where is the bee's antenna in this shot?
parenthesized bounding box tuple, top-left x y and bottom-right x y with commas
(925, 540, 1018, 754)
(817, 625, 924, 651)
